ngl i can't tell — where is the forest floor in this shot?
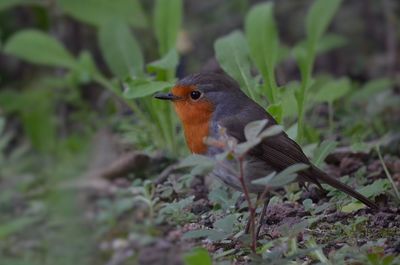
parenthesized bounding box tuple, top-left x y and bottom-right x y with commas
(79, 131, 400, 265)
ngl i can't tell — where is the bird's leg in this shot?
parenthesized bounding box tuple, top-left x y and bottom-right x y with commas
(244, 193, 261, 234)
(256, 196, 270, 238)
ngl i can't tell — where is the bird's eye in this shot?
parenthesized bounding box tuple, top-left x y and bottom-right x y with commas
(190, 91, 202, 101)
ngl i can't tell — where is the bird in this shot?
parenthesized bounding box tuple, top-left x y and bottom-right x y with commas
(154, 72, 378, 233)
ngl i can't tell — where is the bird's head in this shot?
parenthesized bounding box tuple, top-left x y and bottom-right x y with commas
(154, 72, 246, 154)
(154, 72, 244, 123)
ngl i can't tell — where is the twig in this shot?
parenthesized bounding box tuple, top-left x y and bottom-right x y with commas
(90, 152, 150, 180)
(237, 156, 256, 253)
(154, 163, 178, 185)
(376, 145, 400, 202)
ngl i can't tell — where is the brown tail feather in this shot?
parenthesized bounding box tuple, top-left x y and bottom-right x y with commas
(309, 166, 378, 210)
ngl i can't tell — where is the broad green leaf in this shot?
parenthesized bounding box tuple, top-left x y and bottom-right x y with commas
(350, 78, 393, 102)
(272, 163, 309, 185)
(178, 154, 215, 169)
(58, 0, 147, 28)
(286, 123, 298, 141)
(253, 163, 309, 187)
(0, 87, 56, 152)
(0, 0, 40, 11)
(278, 219, 309, 237)
(316, 33, 347, 54)
(312, 140, 338, 167)
(0, 217, 37, 239)
(266, 102, 283, 123)
(0, 117, 4, 134)
(183, 229, 227, 241)
(258, 125, 283, 139)
(98, 21, 144, 78)
(313, 78, 350, 103)
(244, 119, 268, 141)
(154, 0, 182, 55)
(252, 171, 276, 186)
(306, 0, 343, 43)
(237, 124, 283, 155)
(4, 30, 76, 68)
(147, 48, 179, 72)
(341, 201, 366, 213)
(214, 30, 255, 98)
(214, 214, 237, 234)
(245, 2, 279, 102)
(302, 198, 313, 212)
(21, 89, 56, 152)
(123, 79, 172, 99)
(235, 139, 261, 155)
(292, 45, 309, 82)
(183, 248, 212, 265)
(357, 179, 390, 198)
(72, 51, 99, 83)
(281, 82, 299, 119)
(208, 187, 240, 210)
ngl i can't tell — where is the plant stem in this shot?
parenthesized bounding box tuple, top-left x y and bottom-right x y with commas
(93, 74, 147, 122)
(376, 145, 400, 201)
(328, 101, 334, 135)
(238, 156, 256, 253)
(296, 41, 316, 143)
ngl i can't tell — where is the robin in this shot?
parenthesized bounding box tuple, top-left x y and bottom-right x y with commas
(154, 72, 377, 231)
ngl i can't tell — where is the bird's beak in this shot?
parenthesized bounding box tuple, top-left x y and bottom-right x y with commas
(154, 92, 181, 101)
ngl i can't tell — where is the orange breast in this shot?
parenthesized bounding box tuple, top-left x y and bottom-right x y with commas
(172, 86, 214, 154)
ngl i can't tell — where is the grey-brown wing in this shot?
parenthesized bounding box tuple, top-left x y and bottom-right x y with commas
(220, 114, 323, 188)
(255, 133, 324, 189)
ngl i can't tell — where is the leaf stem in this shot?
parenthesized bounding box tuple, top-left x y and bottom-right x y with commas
(376, 145, 400, 201)
(238, 156, 256, 253)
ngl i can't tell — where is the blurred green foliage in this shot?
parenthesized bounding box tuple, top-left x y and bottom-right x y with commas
(0, 0, 399, 264)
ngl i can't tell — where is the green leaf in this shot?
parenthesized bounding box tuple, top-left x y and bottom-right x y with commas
(154, 0, 182, 55)
(258, 125, 283, 139)
(244, 119, 268, 141)
(235, 139, 261, 155)
(312, 140, 338, 167)
(253, 163, 309, 187)
(306, 0, 343, 43)
(281, 82, 300, 119)
(350, 78, 393, 102)
(73, 51, 99, 83)
(22, 89, 56, 152)
(123, 79, 172, 99)
(0, 0, 40, 11)
(0, 117, 4, 135)
(313, 78, 351, 103)
(178, 154, 215, 169)
(302, 198, 313, 212)
(179, 154, 214, 167)
(0, 217, 37, 239)
(316, 33, 347, 54)
(4, 30, 76, 68)
(183, 248, 212, 265)
(58, 0, 147, 28)
(214, 30, 255, 98)
(357, 179, 390, 198)
(341, 201, 366, 213)
(183, 229, 227, 241)
(382, 255, 395, 265)
(245, 2, 279, 102)
(214, 214, 237, 234)
(266, 102, 283, 123)
(98, 21, 144, 78)
(236, 123, 283, 155)
(147, 48, 179, 72)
